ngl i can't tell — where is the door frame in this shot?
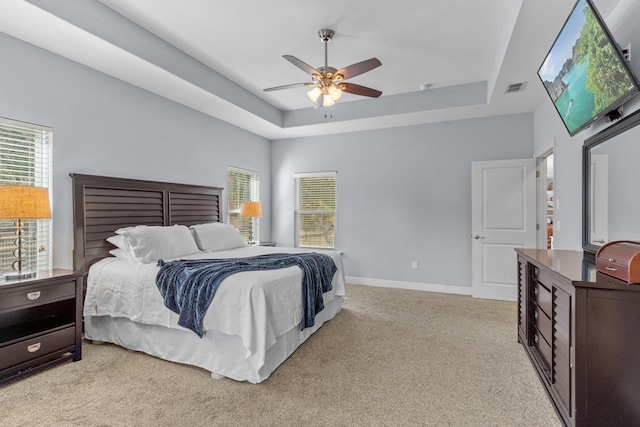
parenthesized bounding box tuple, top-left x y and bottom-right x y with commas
(535, 138, 555, 249)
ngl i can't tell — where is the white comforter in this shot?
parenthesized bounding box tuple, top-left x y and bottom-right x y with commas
(84, 246, 346, 366)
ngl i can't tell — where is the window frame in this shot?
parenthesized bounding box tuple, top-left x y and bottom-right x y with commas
(0, 117, 53, 273)
(226, 166, 260, 242)
(294, 171, 337, 249)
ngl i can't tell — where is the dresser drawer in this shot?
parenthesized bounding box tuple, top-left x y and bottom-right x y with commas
(534, 306, 552, 344)
(534, 282, 552, 317)
(534, 329, 552, 373)
(0, 280, 75, 311)
(0, 326, 75, 371)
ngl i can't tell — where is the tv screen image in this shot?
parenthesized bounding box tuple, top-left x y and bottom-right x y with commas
(538, 0, 640, 136)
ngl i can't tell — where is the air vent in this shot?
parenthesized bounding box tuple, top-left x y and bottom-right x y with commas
(505, 82, 528, 94)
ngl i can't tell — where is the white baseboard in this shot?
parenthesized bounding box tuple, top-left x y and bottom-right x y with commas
(471, 283, 517, 301)
(345, 276, 472, 296)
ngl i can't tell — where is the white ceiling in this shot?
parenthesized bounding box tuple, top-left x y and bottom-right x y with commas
(102, 0, 516, 111)
(1, 0, 613, 139)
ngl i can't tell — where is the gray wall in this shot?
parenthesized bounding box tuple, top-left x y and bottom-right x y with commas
(532, 0, 640, 251)
(272, 115, 533, 289)
(533, 100, 584, 250)
(0, 33, 272, 269)
(535, 92, 640, 251)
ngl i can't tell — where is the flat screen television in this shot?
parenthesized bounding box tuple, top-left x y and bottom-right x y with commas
(538, 0, 640, 136)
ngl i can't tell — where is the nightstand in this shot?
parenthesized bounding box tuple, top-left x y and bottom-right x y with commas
(0, 269, 83, 385)
(254, 241, 276, 247)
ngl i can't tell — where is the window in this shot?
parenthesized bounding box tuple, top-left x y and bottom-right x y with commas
(294, 172, 336, 249)
(227, 167, 259, 242)
(0, 118, 53, 273)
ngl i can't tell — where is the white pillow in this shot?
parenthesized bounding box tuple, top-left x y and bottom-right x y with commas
(115, 225, 201, 263)
(190, 222, 246, 252)
(107, 234, 128, 250)
(106, 235, 135, 259)
(109, 248, 133, 260)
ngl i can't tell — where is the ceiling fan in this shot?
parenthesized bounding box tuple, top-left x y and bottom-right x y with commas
(263, 29, 382, 108)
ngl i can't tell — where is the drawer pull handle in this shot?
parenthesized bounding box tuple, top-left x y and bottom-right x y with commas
(27, 343, 41, 353)
(534, 287, 538, 295)
(606, 267, 617, 271)
(27, 291, 41, 300)
(534, 334, 539, 344)
(534, 311, 539, 320)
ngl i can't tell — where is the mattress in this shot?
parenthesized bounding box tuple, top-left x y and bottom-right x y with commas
(83, 245, 346, 382)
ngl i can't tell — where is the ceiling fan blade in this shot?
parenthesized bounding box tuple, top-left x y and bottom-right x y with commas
(342, 83, 382, 98)
(335, 58, 382, 80)
(263, 82, 315, 92)
(283, 55, 321, 76)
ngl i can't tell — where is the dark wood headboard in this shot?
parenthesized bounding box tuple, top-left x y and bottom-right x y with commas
(71, 174, 223, 273)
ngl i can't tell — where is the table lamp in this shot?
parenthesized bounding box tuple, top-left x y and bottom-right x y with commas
(0, 185, 51, 279)
(240, 201, 262, 244)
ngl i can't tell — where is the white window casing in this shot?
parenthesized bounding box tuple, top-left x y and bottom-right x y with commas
(0, 117, 53, 273)
(227, 167, 260, 242)
(294, 171, 336, 249)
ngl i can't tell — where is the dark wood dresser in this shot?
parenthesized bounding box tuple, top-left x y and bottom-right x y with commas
(516, 249, 640, 426)
(0, 269, 83, 385)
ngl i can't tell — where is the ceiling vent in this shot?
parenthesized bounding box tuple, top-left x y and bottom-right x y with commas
(505, 82, 527, 94)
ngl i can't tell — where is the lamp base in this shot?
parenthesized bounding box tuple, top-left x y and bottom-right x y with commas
(3, 271, 36, 280)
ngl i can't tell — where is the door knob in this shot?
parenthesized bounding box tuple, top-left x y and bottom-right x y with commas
(473, 234, 484, 240)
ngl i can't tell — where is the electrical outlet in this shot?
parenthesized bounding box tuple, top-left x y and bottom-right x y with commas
(411, 261, 418, 270)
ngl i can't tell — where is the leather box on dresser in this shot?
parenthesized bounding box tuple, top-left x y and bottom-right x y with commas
(516, 249, 640, 426)
(596, 241, 640, 283)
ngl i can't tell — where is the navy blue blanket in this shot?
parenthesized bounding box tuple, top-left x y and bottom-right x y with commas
(156, 253, 336, 338)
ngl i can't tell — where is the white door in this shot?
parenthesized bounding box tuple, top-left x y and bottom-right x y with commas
(471, 159, 536, 300)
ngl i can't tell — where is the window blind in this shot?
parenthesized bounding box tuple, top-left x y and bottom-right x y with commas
(227, 167, 259, 241)
(0, 118, 53, 273)
(294, 172, 336, 249)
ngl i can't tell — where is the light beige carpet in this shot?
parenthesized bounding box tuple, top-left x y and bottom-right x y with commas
(1, 284, 561, 427)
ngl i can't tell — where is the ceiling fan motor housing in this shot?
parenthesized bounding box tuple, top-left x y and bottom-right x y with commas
(318, 29, 334, 43)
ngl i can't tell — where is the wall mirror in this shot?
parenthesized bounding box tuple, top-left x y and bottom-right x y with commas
(583, 107, 640, 257)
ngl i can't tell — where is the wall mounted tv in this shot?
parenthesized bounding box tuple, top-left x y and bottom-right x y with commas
(538, 0, 640, 136)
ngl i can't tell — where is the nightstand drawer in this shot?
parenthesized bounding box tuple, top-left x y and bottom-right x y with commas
(0, 280, 75, 311)
(0, 270, 82, 384)
(0, 326, 76, 371)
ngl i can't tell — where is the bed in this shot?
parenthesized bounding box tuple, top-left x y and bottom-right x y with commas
(71, 174, 346, 383)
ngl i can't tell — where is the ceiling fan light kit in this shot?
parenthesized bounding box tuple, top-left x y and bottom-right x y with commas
(264, 29, 382, 109)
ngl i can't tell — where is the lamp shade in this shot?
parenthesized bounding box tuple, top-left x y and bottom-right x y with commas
(0, 186, 51, 219)
(240, 201, 262, 217)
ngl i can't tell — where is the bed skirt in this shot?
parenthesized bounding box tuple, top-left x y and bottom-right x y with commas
(84, 295, 344, 384)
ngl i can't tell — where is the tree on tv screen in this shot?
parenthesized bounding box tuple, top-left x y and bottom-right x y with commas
(574, 5, 634, 113)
